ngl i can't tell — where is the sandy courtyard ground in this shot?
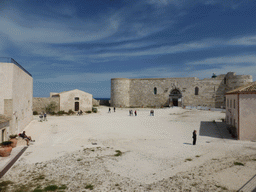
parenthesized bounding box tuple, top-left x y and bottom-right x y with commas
(1, 106, 256, 191)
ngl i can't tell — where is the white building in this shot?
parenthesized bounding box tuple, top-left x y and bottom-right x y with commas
(226, 82, 256, 141)
(50, 89, 92, 112)
(0, 58, 33, 141)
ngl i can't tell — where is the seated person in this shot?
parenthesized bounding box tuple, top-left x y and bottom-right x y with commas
(19, 131, 34, 146)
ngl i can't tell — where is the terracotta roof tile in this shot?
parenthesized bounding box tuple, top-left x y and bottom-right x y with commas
(226, 82, 256, 94)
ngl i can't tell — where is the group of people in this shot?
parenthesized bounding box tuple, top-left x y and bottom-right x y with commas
(39, 112, 47, 122)
(108, 107, 116, 113)
(77, 110, 83, 116)
(129, 110, 137, 116)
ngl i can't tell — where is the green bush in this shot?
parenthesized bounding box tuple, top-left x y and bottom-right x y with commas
(57, 111, 66, 115)
(9, 134, 17, 139)
(45, 102, 57, 113)
(92, 107, 98, 113)
(1, 141, 13, 146)
(44, 185, 58, 191)
(33, 111, 38, 115)
(86, 111, 92, 113)
(67, 109, 74, 115)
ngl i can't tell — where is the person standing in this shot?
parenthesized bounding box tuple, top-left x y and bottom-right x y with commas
(108, 108, 111, 113)
(44, 112, 47, 121)
(192, 130, 197, 145)
(134, 110, 137, 116)
(114, 107, 116, 112)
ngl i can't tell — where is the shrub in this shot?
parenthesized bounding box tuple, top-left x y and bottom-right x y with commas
(67, 109, 75, 115)
(49, 111, 56, 115)
(44, 185, 58, 191)
(86, 111, 92, 113)
(92, 107, 98, 113)
(234, 162, 244, 166)
(9, 134, 17, 139)
(1, 141, 13, 146)
(57, 111, 66, 115)
(45, 102, 57, 113)
(114, 150, 122, 156)
(33, 111, 38, 115)
(85, 184, 94, 190)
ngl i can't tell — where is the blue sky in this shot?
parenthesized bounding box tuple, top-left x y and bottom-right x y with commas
(1, 0, 256, 98)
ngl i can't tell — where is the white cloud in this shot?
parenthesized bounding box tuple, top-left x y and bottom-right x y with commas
(228, 35, 256, 46)
(187, 55, 256, 65)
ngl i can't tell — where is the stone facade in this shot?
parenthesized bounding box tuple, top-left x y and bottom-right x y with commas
(0, 58, 33, 139)
(111, 72, 253, 108)
(226, 82, 256, 141)
(33, 97, 60, 113)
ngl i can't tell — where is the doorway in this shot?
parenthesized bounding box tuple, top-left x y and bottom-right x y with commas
(75, 102, 79, 111)
(173, 98, 178, 106)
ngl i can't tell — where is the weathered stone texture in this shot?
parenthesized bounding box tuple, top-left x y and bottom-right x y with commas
(33, 97, 60, 113)
(111, 72, 253, 108)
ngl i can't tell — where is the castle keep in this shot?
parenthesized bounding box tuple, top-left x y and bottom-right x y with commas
(111, 72, 252, 108)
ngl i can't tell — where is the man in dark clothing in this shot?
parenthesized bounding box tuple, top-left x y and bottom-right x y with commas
(192, 130, 197, 145)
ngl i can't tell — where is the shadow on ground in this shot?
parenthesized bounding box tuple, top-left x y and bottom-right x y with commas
(199, 121, 235, 140)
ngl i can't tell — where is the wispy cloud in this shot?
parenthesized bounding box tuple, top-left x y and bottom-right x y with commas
(187, 54, 256, 65)
(228, 35, 256, 46)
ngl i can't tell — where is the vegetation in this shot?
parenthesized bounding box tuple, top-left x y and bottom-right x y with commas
(85, 184, 94, 190)
(33, 111, 38, 115)
(9, 134, 17, 139)
(92, 107, 98, 113)
(185, 158, 193, 162)
(45, 102, 57, 113)
(1, 141, 13, 146)
(234, 162, 244, 166)
(114, 150, 122, 156)
(0, 180, 13, 191)
(44, 185, 59, 191)
(86, 111, 92, 113)
(67, 109, 75, 115)
(57, 110, 66, 115)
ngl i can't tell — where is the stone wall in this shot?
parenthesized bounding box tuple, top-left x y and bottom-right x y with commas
(111, 72, 253, 108)
(33, 97, 60, 113)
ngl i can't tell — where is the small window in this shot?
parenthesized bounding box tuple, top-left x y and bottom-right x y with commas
(75, 97, 79, 100)
(195, 87, 199, 95)
(154, 87, 157, 95)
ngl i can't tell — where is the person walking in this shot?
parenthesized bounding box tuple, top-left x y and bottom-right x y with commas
(43, 112, 47, 121)
(134, 110, 137, 116)
(108, 108, 111, 113)
(192, 130, 197, 145)
(114, 107, 116, 112)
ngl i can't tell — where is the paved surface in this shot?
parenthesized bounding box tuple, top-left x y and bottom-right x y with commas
(238, 174, 256, 192)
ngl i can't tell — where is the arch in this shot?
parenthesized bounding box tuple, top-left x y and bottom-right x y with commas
(154, 87, 157, 95)
(195, 87, 199, 95)
(169, 88, 182, 107)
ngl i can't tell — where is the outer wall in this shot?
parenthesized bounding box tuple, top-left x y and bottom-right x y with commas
(59, 90, 92, 112)
(11, 64, 33, 134)
(225, 94, 239, 137)
(111, 79, 130, 107)
(239, 94, 256, 141)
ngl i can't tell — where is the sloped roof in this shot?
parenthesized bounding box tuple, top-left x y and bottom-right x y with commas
(226, 82, 256, 94)
(58, 89, 92, 96)
(0, 115, 11, 124)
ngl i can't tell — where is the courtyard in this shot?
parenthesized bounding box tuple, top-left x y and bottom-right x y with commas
(1, 106, 256, 191)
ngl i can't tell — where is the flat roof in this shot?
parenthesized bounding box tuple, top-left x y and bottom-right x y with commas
(0, 57, 32, 77)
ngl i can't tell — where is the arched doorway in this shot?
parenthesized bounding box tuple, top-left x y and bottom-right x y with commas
(169, 89, 182, 107)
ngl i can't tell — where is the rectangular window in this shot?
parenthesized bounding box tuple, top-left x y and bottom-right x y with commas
(230, 100, 232, 108)
(75, 97, 79, 100)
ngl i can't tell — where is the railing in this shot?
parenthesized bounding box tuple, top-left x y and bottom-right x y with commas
(0, 57, 32, 77)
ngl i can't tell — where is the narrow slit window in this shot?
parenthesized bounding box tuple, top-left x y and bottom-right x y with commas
(154, 87, 157, 95)
(195, 87, 199, 95)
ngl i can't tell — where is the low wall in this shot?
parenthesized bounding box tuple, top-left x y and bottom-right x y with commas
(33, 97, 60, 113)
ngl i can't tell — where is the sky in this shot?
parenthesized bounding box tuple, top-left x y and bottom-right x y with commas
(1, 0, 256, 98)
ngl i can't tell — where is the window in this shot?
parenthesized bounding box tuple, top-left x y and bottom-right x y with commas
(224, 77, 226, 84)
(75, 97, 79, 100)
(195, 87, 199, 95)
(230, 99, 232, 108)
(227, 99, 229, 108)
(234, 100, 235, 109)
(154, 87, 157, 95)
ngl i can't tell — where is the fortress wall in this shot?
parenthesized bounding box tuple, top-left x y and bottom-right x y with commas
(33, 97, 60, 113)
(111, 72, 253, 108)
(111, 78, 130, 107)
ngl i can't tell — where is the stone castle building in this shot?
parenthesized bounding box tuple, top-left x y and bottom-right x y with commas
(111, 72, 252, 108)
(0, 58, 33, 141)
